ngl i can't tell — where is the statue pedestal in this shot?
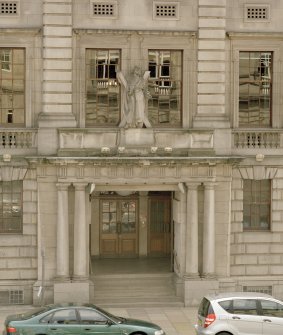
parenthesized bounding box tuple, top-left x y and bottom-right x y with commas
(119, 128, 155, 147)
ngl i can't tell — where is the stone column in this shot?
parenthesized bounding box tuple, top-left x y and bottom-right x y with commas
(184, 183, 200, 278)
(73, 183, 88, 280)
(56, 183, 71, 281)
(202, 182, 216, 278)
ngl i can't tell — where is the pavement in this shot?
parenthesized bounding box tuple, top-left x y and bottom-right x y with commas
(0, 305, 198, 335)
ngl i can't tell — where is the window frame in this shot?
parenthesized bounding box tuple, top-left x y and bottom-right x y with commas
(228, 34, 281, 129)
(147, 49, 183, 127)
(85, 48, 121, 127)
(242, 179, 271, 231)
(0, 29, 40, 128)
(0, 180, 23, 234)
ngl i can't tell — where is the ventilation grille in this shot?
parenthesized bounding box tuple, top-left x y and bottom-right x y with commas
(243, 285, 272, 295)
(0, 1, 18, 15)
(0, 290, 24, 305)
(91, 1, 117, 17)
(154, 2, 179, 19)
(245, 5, 270, 21)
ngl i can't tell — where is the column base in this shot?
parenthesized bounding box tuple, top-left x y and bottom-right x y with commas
(54, 275, 71, 283)
(201, 273, 216, 279)
(183, 272, 200, 280)
(184, 278, 219, 307)
(54, 280, 94, 303)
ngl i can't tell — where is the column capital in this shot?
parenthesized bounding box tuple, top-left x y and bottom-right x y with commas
(203, 181, 217, 190)
(185, 182, 201, 190)
(73, 182, 88, 191)
(56, 182, 71, 191)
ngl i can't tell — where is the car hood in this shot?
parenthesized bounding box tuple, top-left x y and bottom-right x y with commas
(122, 318, 160, 329)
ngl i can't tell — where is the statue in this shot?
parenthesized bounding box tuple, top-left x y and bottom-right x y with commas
(116, 66, 151, 128)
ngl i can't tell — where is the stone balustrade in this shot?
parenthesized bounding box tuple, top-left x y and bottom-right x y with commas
(0, 130, 37, 149)
(233, 130, 281, 149)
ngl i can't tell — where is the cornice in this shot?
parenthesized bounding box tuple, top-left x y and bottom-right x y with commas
(0, 28, 42, 35)
(73, 28, 197, 37)
(227, 31, 283, 40)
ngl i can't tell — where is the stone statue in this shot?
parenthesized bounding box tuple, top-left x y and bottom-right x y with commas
(116, 66, 151, 128)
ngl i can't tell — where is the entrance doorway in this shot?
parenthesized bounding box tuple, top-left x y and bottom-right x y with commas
(148, 192, 172, 256)
(99, 197, 138, 257)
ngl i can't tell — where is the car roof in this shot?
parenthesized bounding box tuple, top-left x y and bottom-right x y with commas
(203, 292, 274, 301)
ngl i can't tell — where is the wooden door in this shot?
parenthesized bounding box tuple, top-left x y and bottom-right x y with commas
(148, 195, 172, 256)
(100, 198, 138, 257)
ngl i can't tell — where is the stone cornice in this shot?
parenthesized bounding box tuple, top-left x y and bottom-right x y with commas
(0, 28, 42, 36)
(73, 28, 197, 37)
(227, 32, 283, 40)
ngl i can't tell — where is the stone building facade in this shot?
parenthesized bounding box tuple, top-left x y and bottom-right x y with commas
(0, 0, 283, 306)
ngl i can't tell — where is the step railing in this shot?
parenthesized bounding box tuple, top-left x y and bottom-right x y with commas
(233, 130, 280, 149)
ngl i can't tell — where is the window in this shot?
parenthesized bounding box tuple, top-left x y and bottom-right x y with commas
(85, 49, 120, 126)
(50, 309, 78, 324)
(233, 299, 258, 315)
(0, 48, 25, 126)
(239, 51, 272, 127)
(260, 300, 283, 318)
(0, 180, 22, 234)
(78, 309, 108, 324)
(148, 50, 182, 126)
(243, 179, 271, 230)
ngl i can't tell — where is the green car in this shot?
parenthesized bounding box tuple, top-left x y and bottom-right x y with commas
(3, 303, 165, 335)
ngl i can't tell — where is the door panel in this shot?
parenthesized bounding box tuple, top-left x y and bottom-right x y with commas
(149, 195, 171, 256)
(100, 198, 138, 257)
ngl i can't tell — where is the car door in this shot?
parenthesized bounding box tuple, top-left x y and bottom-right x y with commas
(259, 299, 283, 335)
(44, 308, 81, 335)
(227, 299, 263, 335)
(77, 308, 122, 335)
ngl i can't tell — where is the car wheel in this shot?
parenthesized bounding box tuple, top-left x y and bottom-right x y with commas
(217, 332, 232, 335)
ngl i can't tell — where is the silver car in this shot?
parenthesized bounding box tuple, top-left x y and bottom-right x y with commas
(195, 292, 283, 335)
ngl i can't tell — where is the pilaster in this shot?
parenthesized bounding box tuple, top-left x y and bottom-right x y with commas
(194, 0, 229, 128)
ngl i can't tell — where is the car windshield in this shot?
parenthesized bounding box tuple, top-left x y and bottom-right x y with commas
(18, 307, 51, 319)
(95, 306, 124, 323)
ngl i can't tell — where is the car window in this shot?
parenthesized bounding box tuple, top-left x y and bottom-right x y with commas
(40, 312, 53, 324)
(260, 300, 283, 318)
(50, 309, 78, 324)
(78, 309, 108, 324)
(218, 300, 233, 313)
(233, 299, 258, 315)
(198, 298, 214, 317)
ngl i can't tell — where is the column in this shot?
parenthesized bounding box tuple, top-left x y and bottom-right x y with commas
(56, 183, 71, 280)
(202, 182, 216, 278)
(73, 183, 88, 280)
(184, 183, 200, 278)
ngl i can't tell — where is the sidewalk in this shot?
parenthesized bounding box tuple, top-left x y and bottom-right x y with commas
(0, 305, 198, 335)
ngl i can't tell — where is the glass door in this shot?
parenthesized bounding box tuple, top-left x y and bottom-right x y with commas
(100, 198, 138, 257)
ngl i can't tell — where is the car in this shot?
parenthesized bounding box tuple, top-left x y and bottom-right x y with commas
(194, 292, 283, 335)
(3, 303, 165, 335)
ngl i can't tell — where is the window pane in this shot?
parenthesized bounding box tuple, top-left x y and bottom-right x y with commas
(148, 50, 182, 127)
(85, 49, 120, 126)
(260, 300, 283, 318)
(0, 181, 22, 234)
(239, 51, 272, 127)
(233, 299, 258, 315)
(0, 48, 25, 126)
(243, 180, 270, 230)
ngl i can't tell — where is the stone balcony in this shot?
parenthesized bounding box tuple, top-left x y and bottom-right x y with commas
(58, 128, 215, 157)
(0, 129, 38, 156)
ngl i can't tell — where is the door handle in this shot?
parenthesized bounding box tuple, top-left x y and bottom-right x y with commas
(50, 328, 58, 330)
(232, 316, 241, 320)
(263, 319, 272, 322)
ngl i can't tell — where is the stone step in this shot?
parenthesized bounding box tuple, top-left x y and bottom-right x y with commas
(91, 272, 183, 307)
